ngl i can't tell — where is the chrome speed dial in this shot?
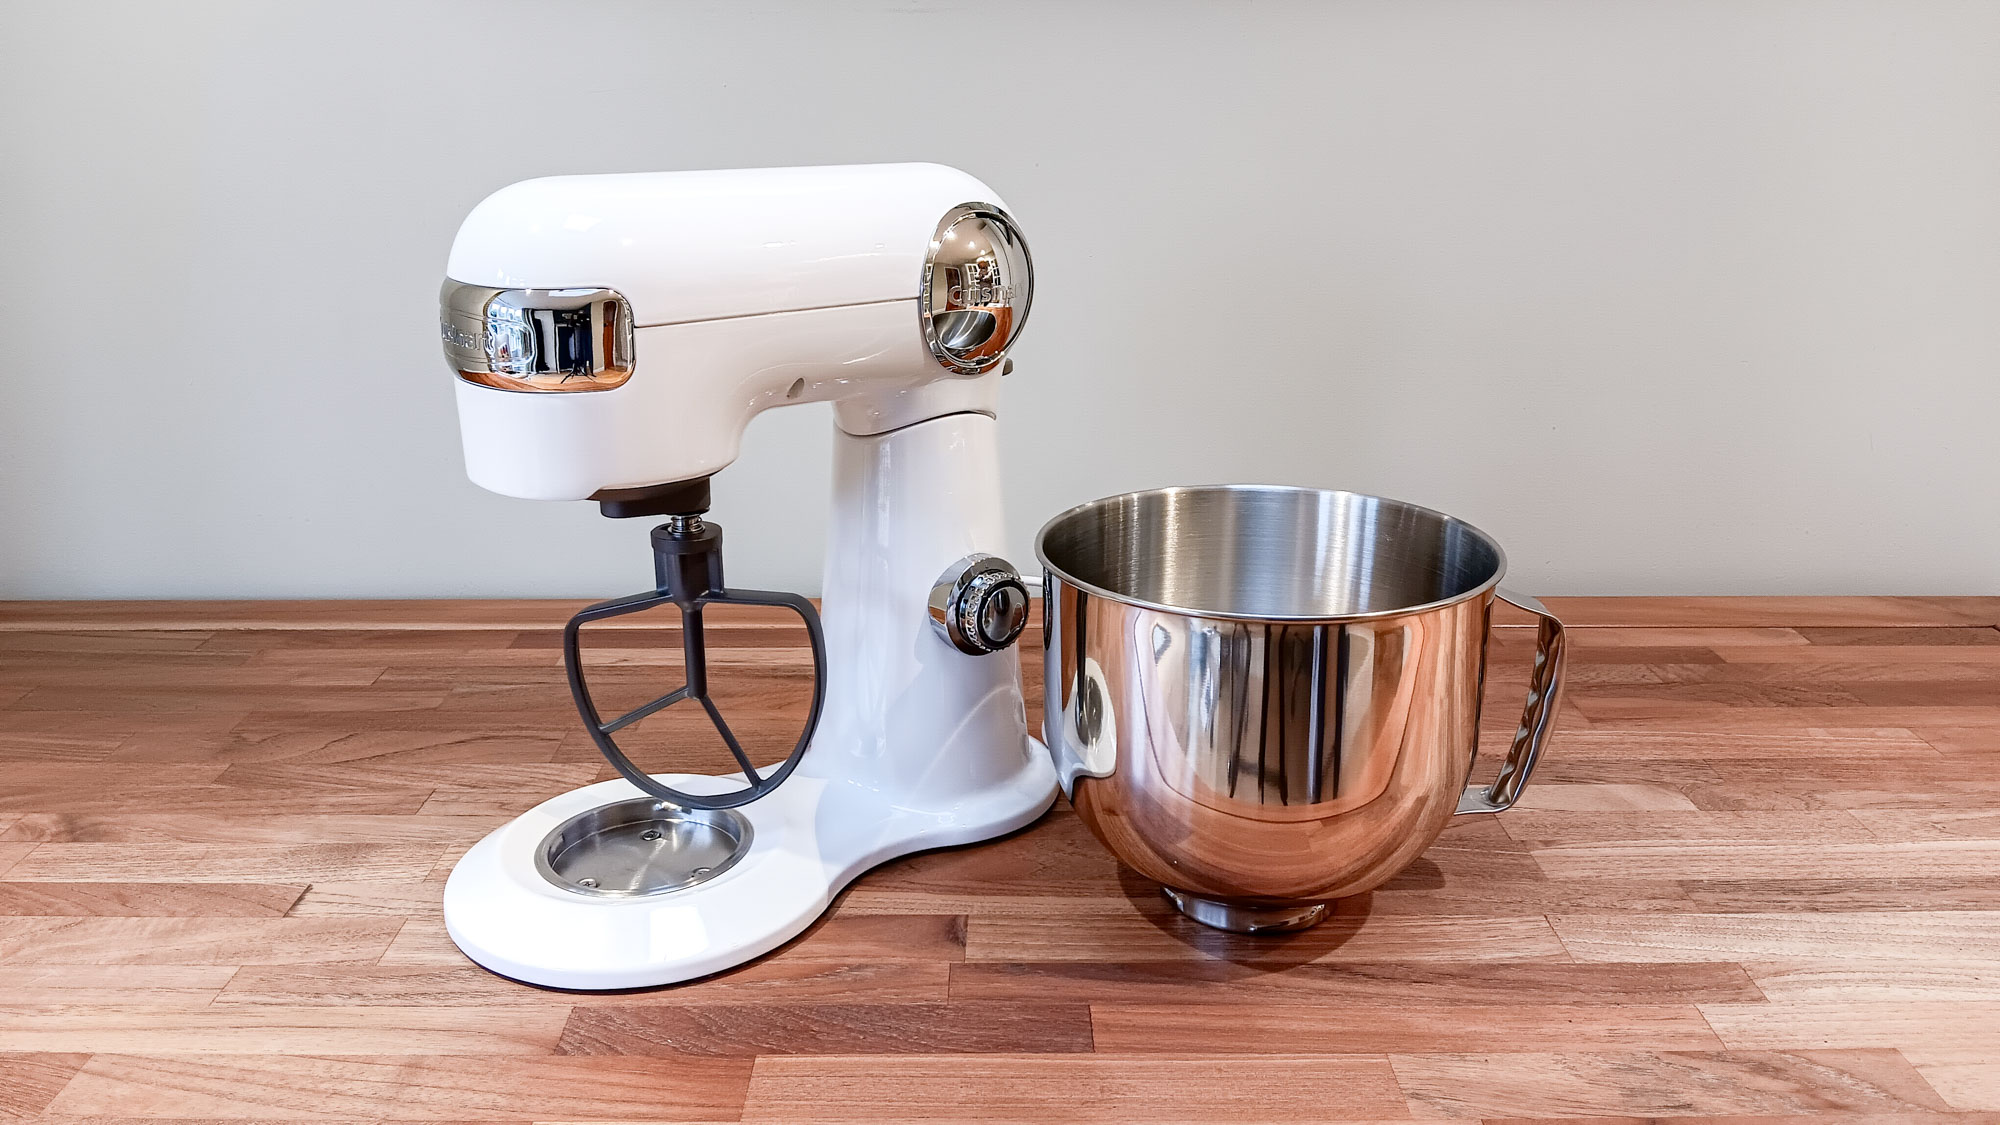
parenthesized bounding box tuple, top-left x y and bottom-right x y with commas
(929, 554, 1031, 655)
(920, 204, 1033, 374)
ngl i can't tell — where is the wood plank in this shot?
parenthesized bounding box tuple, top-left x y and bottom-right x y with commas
(1491, 644, 1726, 670)
(1392, 1049, 1952, 1117)
(0, 965, 236, 1006)
(1682, 879, 2000, 913)
(0, 812, 499, 846)
(777, 913, 971, 962)
(1551, 912, 2000, 963)
(1799, 626, 2000, 646)
(950, 960, 1762, 1005)
(1660, 752, 2000, 811)
(4, 760, 227, 790)
(0, 917, 403, 965)
(558, 1001, 1094, 1057)
(0, 1051, 92, 1117)
(1917, 726, 2000, 754)
(739, 1053, 1410, 1122)
(229, 707, 580, 736)
(0, 731, 125, 763)
(0, 658, 386, 688)
(104, 728, 565, 766)
(371, 917, 468, 967)
(1091, 1002, 1722, 1053)
(0, 1004, 573, 1054)
(203, 628, 532, 652)
(1848, 680, 2000, 707)
(1854, 808, 2000, 841)
(1502, 810, 1876, 847)
(1507, 782, 1699, 811)
(1685, 780, 2000, 812)
(1570, 659, 2000, 685)
(1557, 626, 1810, 647)
(1906, 1050, 2000, 1111)
(44, 1054, 753, 1119)
(0, 782, 433, 817)
(1362, 878, 1699, 919)
(1571, 683, 1873, 716)
(966, 912, 1568, 963)
(0, 882, 305, 916)
(1700, 1001, 2000, 1050)
(0, 629, 214, 651)
(1718, 643, 2000, 664)
(1746, 959, 2000, 1001)
(0, 710, 243, 737)
(1569, 707, 2000, 732)
(1533, 839, 2000, 880)
(217, 960, 952, 1007)
(212, 760, 600, 794)
(4, 843, 446, 883)
(1550, 728, 1941, 760)
(10, 684, 446, 713)
(285, 880, 447, 918)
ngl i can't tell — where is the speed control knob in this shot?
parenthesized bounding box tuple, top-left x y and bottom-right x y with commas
(929, 554, 1031, 655)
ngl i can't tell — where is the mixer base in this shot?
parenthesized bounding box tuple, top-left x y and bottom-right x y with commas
(1162, 889, 1332, 934)
(441, 740, 1056, 990)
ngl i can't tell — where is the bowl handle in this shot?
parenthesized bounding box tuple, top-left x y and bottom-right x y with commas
(1457, 588, 1567, 814)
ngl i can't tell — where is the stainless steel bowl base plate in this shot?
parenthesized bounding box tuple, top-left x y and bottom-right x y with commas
(536, 798, 752, 897)
(1162, 889, 1332, 934)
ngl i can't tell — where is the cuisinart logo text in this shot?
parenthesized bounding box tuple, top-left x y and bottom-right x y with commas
(949, 261, 1011, 308)
(439, 321, 481, 351)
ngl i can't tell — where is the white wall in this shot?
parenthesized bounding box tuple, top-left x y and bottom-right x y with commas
(3, 0, 1996, 599)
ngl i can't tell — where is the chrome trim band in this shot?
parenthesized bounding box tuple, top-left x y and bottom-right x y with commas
(920, 203, 1034, 374)
(440, 280, 636, 393)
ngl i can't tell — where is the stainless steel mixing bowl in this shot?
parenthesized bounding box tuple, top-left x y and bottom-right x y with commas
(1037, 486, 1565, 933)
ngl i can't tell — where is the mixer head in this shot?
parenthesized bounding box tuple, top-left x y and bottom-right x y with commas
(438, 164, 1034, 503)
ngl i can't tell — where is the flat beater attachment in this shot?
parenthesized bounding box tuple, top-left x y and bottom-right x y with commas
(563, 515, 827, 811)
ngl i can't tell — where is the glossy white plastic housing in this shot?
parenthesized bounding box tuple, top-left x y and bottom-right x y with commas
(443, 413, 1056, 988)
(454, 305, 1000, 499)
(447, 163, 1015, 497)
(447, 163, 1005, 325)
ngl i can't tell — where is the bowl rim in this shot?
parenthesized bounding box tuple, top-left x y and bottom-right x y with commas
(1032, 483, 1510, 624)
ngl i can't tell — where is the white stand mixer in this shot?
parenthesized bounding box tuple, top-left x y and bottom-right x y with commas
(436, 164, 1057, 989)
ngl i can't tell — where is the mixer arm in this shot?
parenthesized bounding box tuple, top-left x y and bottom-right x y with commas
(563, 586, 827, 811)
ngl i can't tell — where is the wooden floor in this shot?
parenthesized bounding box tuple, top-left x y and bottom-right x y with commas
(1, 595, 1997, 1123)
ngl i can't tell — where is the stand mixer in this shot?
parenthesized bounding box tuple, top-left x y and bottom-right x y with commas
(436, 163, 1057, 989)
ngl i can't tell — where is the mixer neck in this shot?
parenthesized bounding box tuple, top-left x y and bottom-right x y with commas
(589, 475, 713, 521)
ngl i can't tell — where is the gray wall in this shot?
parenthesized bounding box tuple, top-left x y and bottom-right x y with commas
(4, 1, 1996, 599)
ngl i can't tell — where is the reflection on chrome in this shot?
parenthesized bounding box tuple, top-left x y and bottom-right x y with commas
(1038, 486, 1566, 934)
(440, 281, 636, 392)
(921, 203, 1032, 374)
